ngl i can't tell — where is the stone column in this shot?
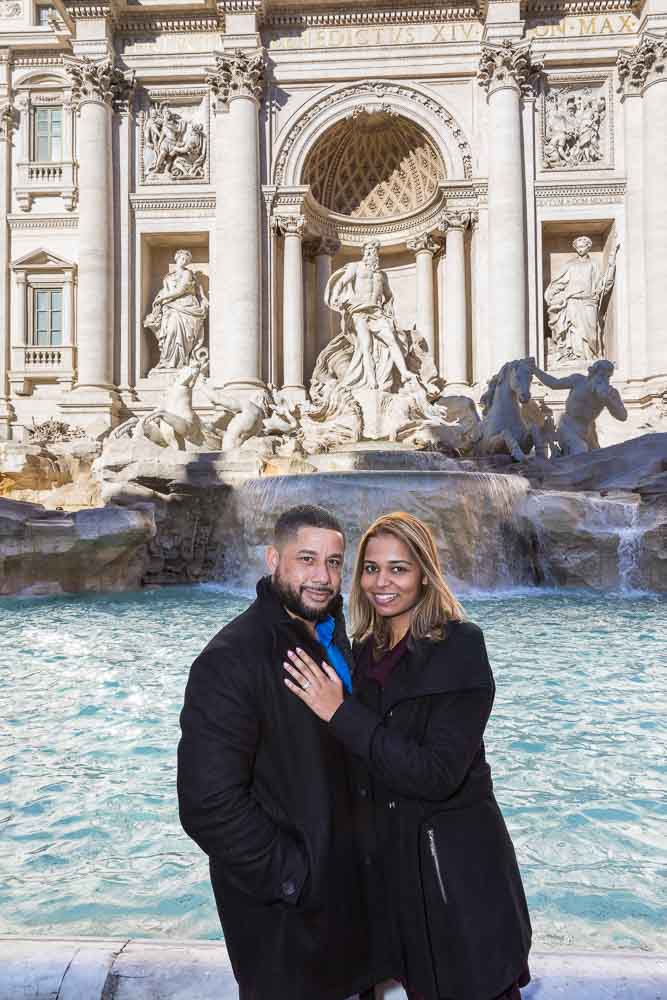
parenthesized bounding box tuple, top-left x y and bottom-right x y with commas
(62, 272, 74, 347)
(276, 217, 306, 398)
(0, 102, 14, 438)
(441, 211, 471, 389)
(11, 272, 26, 351)
(407, 232, 439, 356)
(66, 60, 128, 388)
(314, 238, 340, 358)
(208, 49, 265, 395)
(478, 40, 541, 369)
(62, 57, 132, 426)
(618, 33, 667, 378)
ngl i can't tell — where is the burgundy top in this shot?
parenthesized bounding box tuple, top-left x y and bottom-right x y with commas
(363, 632, 411, 688)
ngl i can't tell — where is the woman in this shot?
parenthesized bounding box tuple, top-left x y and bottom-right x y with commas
(144, 249, 209, 370)
(284, 512, 531, 1000)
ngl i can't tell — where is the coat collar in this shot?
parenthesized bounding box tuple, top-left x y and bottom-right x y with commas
(356, 623, 490, 713)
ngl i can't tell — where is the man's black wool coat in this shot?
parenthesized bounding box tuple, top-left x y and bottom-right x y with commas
(177, 577, 373, 1000)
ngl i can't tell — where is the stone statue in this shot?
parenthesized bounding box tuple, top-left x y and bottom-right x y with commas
(529, 358, 628, 455)
(323, 241, 418, 391)
(110, 363, 221, 451)
(477, 357, 549, 461)
(545, 237, 619, 363)
(144, 103, 207, 180)
(144, 250, 209, 372)
(543, 89, 607, 168)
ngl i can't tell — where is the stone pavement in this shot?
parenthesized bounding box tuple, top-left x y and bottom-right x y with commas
(0, 937, 665, 999)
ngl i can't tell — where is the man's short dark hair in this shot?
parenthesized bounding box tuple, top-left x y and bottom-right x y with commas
(274, 504, 344, 547)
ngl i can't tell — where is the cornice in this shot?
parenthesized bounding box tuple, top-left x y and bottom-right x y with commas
(8, 213, 78, 229)
(534, 179, 625, 203)
(265, 5, 480, 27)
(527, 0, 635, 12)
(11, 52, 65, 67)
(130, 193, 216, 214)
(64, 1, 120, 19)
(117, 15, 221, 35)
(218, 0, 264, 10)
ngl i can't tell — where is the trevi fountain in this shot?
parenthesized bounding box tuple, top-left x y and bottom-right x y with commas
(0, 5, 666, 993)
(1, 235, 665, 596)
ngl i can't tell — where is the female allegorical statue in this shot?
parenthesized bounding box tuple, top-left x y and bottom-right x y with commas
(144, 249, 209, 371)
(545, 236, 619, 363)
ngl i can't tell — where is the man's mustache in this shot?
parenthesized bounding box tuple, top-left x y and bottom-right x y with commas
(300, 586, 334, 595)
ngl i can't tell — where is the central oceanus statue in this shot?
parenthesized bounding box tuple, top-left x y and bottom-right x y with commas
(316, 240, 435, 397)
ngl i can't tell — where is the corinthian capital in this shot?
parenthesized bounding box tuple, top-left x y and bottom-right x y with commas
(407, 232, 440, 256)
(478, 40, 543, 97)
(207, 48, 266, 108)
(272, 215, 306, 238)
(617, 32, 667, 95)
(65, 56, 134, 111)
(442, 210, 471, 232)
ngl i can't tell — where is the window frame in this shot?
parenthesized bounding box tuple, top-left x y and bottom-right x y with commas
(31, 104, 63, 163)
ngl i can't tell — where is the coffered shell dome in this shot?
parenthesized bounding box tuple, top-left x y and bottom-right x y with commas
(302, 111, 445, 220)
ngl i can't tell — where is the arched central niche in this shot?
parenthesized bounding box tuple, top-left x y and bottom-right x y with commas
(302, 110, 446, 220)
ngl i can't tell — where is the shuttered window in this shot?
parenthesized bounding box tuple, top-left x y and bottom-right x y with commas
(32, 288, 63, 346)
(33, 107, 62, 161)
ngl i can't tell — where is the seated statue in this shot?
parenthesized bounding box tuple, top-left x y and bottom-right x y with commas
(322, 241, 419, 392)
(529, 358, 627, 455)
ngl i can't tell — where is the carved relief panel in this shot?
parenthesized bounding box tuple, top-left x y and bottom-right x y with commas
(138, 87, 210, 186)
(541, 75, 613, 171)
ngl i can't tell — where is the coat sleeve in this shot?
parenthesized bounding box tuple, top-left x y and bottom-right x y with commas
(328, 635, 494, 802)
(177, 641, 309, 905)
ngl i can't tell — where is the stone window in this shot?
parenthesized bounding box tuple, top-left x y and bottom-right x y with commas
(36, 4, 55, 25)
(9, 250, 76, 396)
(32, 106, 62, 162)
(14, 71, 76, 212)
(31, 287, 63, 347)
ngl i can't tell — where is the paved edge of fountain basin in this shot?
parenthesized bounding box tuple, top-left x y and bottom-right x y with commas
(0, 938, 666, 1000)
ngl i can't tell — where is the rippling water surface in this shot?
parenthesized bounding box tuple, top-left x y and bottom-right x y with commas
(1, 586, 665, 951)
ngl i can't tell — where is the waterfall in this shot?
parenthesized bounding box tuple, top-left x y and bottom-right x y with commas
(617, 502, 644, 593)
(216, 470, 535, 592)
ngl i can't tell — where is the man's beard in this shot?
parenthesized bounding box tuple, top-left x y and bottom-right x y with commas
(273, 570, 338, 623)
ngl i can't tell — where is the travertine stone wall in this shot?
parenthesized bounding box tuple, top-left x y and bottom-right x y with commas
(0, 0, 665, 442)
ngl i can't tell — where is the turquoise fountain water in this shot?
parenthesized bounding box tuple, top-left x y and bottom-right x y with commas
(1, 586, 665, 952)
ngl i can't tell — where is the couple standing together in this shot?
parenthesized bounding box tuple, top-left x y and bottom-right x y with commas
(177, 505, 531, 1000)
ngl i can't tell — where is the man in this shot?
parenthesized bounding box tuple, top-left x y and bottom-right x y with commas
(530, 358, 627, 455)
(325, 241, 415, 390)
(177, 505, 373, 1000)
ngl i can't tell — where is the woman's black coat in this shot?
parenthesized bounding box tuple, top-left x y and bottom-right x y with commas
(177, 578, 373, 1000)
(329, 620, 532, 1000)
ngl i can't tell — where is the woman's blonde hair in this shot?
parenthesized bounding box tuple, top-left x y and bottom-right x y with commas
(349, 511, 465, 649)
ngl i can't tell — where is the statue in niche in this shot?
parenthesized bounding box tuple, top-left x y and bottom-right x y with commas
(144, 249, 209, 372)
(143, 103, 207, 180)
(529, 359, 628, 455)
(321, 241, 420, 392)
(543, 89, 607, 168)
(545, 236, 619, 364)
